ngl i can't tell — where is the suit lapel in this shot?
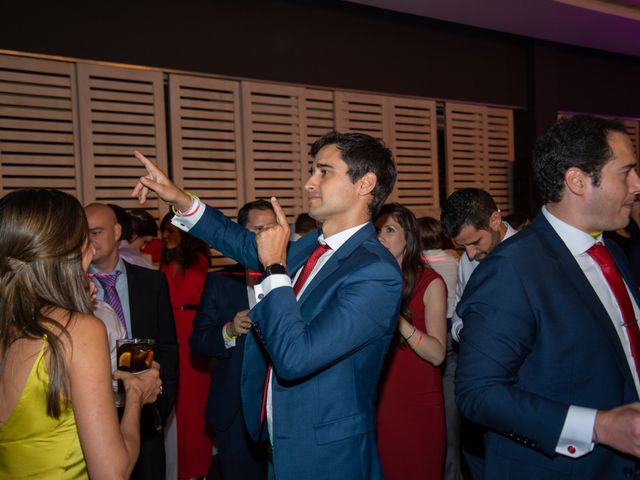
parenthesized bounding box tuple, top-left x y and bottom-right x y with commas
(296, 223, 376, 305)
(533, 214, 633, 381)
(287, 228, 321, 274)
(606, 238, 640, 308)
(124, 261, 142, 338)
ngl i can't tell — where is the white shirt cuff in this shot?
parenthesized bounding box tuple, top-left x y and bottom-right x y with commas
(555, 405, 596, 458)
(171, 199, 206, 231)
(254, 274, 291, 303)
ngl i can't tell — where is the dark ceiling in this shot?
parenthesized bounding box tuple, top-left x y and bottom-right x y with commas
(348, 0, 640, 58)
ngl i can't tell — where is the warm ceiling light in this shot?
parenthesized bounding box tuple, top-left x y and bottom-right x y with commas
(554, 0, 640, 21)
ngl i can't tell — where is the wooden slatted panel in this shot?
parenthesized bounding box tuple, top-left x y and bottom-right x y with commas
(169, 74, 243, 268)
(389, 97, 439, 217)
(301, 88, 335, 211)
(445, 103, 486, 192)
(77, 63, 168, 218)
(334, 91, 388, 141)
(242, 82, 306, 220)
(0, 54, 81, 197)
(446, 102, 514, 213)
(486, 108, 514, 212)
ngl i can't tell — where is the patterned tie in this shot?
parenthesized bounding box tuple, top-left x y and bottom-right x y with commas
(95, 271, 127, 334)
(588, 242, 640, 375)
(258, 242, 332, 437)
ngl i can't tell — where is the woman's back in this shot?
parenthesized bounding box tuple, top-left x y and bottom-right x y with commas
(0, 335, 87, 479)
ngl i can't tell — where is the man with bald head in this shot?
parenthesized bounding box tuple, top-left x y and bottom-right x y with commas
(85, 203, 178, 480)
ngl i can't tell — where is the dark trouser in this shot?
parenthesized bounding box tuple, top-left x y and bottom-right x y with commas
(461, 419, 485, 480)
(215, 408, 268, 480)
(131, 429, 166, 480)
(442, 332, 464, 480)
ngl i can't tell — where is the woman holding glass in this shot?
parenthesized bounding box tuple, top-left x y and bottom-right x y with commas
(0, 189, 161, 479)
(375, 203, 448, 480)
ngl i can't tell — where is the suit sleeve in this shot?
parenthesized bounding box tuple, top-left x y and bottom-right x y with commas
(249, 257, 402, 381)
(190, 273, 232, 359)
(155, 273, 179, 423)
(455, 254, 569, 456)
(189, 206, 262, 272)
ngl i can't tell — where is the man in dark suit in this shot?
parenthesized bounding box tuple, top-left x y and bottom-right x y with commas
(190, 200, 276, 480)
(133, 131, 403, 480)
(456, 115, 640, 479)
(85, 203, 178, 480)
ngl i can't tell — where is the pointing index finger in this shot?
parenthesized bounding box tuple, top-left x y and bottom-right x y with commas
(270, 197, 288, 226)
(135, 150, 159, 175)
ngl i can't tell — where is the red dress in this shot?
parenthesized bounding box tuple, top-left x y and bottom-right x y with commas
(162, 254, 213, 478)
(377, 267, 446, 480)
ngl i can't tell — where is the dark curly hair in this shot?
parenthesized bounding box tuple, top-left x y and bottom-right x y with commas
(310, 131, 396, 217)
(533, 115, 627, 204)
(440, 188, 498, 239)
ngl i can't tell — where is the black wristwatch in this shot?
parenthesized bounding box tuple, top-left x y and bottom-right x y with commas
(261, 263, 288, 281)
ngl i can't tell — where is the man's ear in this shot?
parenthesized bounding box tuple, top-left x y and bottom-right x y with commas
(489, 210, 502, 231)
(114, 222, 122, 242)
(564, 167, 587, 196)
(359, 172, 377, 196)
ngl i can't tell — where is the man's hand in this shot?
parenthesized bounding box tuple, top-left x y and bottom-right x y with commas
(255, 197, 290, 269)
(131, 150, 192, 211)
(595, 402, 640, 457)
(228, 309, 252, 337)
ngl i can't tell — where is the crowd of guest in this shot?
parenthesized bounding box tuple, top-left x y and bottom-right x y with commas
(2, 116, 640, 480)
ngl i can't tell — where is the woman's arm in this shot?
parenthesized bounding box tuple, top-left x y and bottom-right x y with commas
(397, 277, 447, 365)
(66, 313, 160, 479)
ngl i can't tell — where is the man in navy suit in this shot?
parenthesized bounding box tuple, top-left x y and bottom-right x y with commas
(133, 131, 402, 480)
(190, 200, 276, 480)
(456, 115, 640, 479)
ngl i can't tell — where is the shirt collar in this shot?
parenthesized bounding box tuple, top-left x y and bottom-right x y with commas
(89, 256, 126, 276)
(318, 222, 369, 252)
(503, 222, 518, 241)
(542, 206, 600, 256)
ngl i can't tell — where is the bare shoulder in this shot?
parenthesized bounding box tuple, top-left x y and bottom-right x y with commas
(45, 309, 108, 356)
(66, 312, 108, 348)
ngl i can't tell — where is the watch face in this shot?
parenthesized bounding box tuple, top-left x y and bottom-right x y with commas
(266, 263, 287, 276)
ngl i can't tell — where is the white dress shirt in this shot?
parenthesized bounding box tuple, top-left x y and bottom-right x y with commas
(542, 207, 640, 458)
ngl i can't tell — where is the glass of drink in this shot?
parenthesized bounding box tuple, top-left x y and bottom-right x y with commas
(114, 338, 155, 407)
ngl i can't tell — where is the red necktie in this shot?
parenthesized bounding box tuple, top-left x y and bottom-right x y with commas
(293, 243, 331, 296)
(588, 242, 640, 375)
(258, 242, 332, 436)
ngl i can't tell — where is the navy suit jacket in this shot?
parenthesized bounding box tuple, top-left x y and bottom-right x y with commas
(188, 206, 402, 480)
(190, 264, 269, 430)
(456, 212, 640, 479)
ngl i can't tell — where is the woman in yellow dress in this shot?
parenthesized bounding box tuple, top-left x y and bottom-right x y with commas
(0, 189, 161, 479)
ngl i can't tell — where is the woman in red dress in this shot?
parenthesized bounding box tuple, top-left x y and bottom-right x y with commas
(375, 203, 448, 480)
(160, 214, 213, 479)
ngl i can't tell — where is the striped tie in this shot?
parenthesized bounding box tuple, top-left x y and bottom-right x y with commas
(95, 271, 127, 333)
